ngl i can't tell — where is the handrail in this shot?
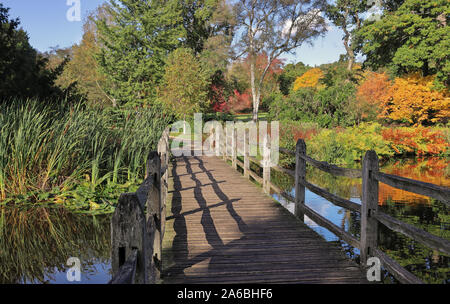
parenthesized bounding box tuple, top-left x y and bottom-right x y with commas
(374, 211, 450, 255)
(301, 180, 361, 213)
(109, 126, 170, 284)
(218, 125, 449, 284)
(301, 154, 362, 178)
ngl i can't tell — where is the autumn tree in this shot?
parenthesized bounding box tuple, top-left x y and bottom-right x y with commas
(292, 67, 324, 90)
(355, 71, 392, 121)
(228, 52, 283, 98)
(379, 73, 450, 125)
(57, 4, 116, 107)
(158, 48, 211, 119)
(232, 0, 327, 121)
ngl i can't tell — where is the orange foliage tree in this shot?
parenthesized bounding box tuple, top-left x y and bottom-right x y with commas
(379, 73, 450, 125)
(355, 72, 391, 121)
(292, 68, 324, 91)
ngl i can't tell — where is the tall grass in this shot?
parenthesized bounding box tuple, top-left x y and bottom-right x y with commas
(0, 99, 172, 203)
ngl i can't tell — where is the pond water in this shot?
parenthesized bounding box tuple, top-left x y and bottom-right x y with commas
(0, 157, 448, 284)
(0, 206, 112, 284)
(271, 157, 449, 284)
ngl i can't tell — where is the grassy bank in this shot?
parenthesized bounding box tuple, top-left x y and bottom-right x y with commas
(0, 99, 172, 214)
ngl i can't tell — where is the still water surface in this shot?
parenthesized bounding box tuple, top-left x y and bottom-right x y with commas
(272, 157, 449, 284)
(0, 157, 448, 283)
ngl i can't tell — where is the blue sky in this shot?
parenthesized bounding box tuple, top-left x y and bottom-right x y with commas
(3, 0, 347, 66)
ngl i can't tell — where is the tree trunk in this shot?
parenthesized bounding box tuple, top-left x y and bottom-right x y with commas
(250, 54, 259, 122)
(347, 55, 354, 71)
(252, 100, 259, 122)
(343, 32, 355, 71)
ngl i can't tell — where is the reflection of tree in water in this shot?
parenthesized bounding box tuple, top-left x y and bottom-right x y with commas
(270, 157, 449, 284)
(0, 206, 111, 283)
(378, 199, 449, 284)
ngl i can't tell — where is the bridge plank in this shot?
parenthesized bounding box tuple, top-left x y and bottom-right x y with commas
(162, 155, 367, 284)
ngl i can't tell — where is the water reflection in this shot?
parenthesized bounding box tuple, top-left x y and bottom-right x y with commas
(0, 206, 111, 284)
(271, 157, 450, 284)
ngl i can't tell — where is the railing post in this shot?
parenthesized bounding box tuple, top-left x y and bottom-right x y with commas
(157, 129, 169, 244)
(111, 193, 149, 284)
(294, 139, 306, 221)
(244, 128, 250, 178)
(263, 135, 271, 194)
(361, 150, 379, 267)
(146, 151, 162, 282)
(232, 127, 237, 170)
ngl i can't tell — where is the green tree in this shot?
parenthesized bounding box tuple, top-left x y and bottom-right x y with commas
(158, 48, 211, 118)
(181, 0, 234, 56)
(357, 0, 450, 88)
(96, 0, 184, 107)
(0, 4, 62, 101)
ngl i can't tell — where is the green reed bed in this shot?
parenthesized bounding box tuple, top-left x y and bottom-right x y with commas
(0, 99, 172, 214)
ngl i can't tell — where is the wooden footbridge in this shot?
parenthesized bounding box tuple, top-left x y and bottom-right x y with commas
(108, 126, 450, 284)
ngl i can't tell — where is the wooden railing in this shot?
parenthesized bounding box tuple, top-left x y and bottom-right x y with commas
(109, 127, 170, 284)
(217, 129, 450, 284)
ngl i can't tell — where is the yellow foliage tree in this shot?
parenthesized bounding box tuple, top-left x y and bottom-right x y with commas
(379, 73, 450, 125)
(292, 68, 324, 91)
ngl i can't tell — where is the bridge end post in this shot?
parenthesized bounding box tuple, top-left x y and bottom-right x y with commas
(294, 139, 306, 221)
(361, 150, 379, 267)
(111, 192, 150, 284)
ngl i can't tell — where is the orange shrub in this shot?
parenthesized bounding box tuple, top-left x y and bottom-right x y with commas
(382, 127, 449, 156)
(356, 72, 391, 120)
(379, 73, 450, 125)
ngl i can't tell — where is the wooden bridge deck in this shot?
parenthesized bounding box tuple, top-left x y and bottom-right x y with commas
(162, 154, 367, 284)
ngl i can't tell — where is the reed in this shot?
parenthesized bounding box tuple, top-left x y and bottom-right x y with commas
(0, 99, 172, 207)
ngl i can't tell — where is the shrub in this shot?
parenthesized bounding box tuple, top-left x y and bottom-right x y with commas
(269, 82, 358, 128)
(382, 127, 449, 156)
(379, 73, 450, 126)
(307, 123, 394, 165)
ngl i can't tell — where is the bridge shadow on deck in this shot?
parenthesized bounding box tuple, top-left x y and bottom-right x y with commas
(163, 154, 367, 284)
